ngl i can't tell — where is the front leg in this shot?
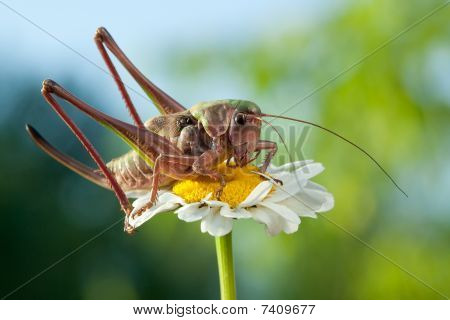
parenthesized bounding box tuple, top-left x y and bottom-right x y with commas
(253, 140, 283, 185)
(192, 148, 226, 198)
(255, 140, 278, 173)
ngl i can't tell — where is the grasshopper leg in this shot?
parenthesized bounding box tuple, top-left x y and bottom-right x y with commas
(94, 27, 186, 115)
(94, 30, 143, 128)
(254, 140, 278, 173)
(134, 146, 228, 218)
(192, 149, 226, 199)
(132, 154, 197, 218)
(41, 80, 135, 233)
(26, 124, 110, 189)
(253, 140, 283, 185)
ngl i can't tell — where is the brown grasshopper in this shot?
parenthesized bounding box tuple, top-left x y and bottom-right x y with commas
(26, 27, 406, 233)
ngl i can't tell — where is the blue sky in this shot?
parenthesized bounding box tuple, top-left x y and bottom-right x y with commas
(0, 0, 341, 119)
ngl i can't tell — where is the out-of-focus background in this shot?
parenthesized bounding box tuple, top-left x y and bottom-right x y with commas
(1, 0, 449, 299)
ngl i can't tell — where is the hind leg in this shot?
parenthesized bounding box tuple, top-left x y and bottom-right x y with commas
(41, 81, 135, 233)
(94, 27, 185, 116)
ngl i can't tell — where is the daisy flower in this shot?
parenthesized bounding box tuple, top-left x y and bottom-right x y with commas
(127, 160, 334, 236)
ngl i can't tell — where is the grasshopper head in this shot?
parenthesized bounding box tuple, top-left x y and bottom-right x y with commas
(229, 101, 261, 167)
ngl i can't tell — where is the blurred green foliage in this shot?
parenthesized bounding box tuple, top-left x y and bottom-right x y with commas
(1, 0, 449, 299)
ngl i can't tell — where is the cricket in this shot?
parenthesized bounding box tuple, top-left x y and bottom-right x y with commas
(26, 27, 406, 234)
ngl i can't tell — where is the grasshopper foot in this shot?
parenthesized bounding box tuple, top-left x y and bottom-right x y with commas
(256, 165, 283, 185)
(215, 186, 224, 200)
(124, 219, 136, 234)
(122, 206, 136, 234)
(272, 177, 283, 185)
(214, 175, 226, 200)
(132, 201, 157, 219)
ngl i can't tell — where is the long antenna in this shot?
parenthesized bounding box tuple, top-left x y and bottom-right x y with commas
(261, 113, 408, 197)
(258, 118, 292, 160)
(258, 117, 307, 189)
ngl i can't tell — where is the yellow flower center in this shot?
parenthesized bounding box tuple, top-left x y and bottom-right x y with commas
(172, 163, 266, 208)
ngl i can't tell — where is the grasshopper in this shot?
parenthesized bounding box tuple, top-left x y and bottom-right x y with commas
(26, 27, 406, 234)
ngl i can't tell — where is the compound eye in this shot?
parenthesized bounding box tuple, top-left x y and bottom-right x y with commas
(178, 116, 193, 128)
(234, 113, 246, 125)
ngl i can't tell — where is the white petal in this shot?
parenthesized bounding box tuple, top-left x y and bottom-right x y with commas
(161, 192, 186, 205)
(200, 216, 208, 233)
(130, 192, 184, 223)
(126, 190, 151, 199)
(303, 180, 327, 192)
(132, 192, 152, 210)
(266, 160, 314, 174)
(266, 177, 332, 210)
(251, 207, 283, 236)
(203, 199, 228, 208)
(201, 193, 213, 201)
(259, 202, 300, 224)
(282, 218, 300, 234)
(263, 165, 319, 201)
(320, 193, 334, 212)
(220, 206, 252, 219)
(131, 191, 183, 211)
(266, 177, 307, 203)
(294, 162, 325, 180)
(239, 180, 273, 207)
(291, 181, 334, 212)
(279, 197, 317, 218)
(269, 170, 292, 182)
(129, 202, 180, 228)
(302, 181, 334, 212)
(176, 203, 210, 222)
(200, 211, 233, 236)
(276, 183, 334, 218)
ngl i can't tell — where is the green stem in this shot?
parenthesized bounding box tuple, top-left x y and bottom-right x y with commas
(215, 232, 236, 300)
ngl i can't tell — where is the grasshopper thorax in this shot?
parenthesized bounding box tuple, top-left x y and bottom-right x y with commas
(190, 99, 262, 167)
